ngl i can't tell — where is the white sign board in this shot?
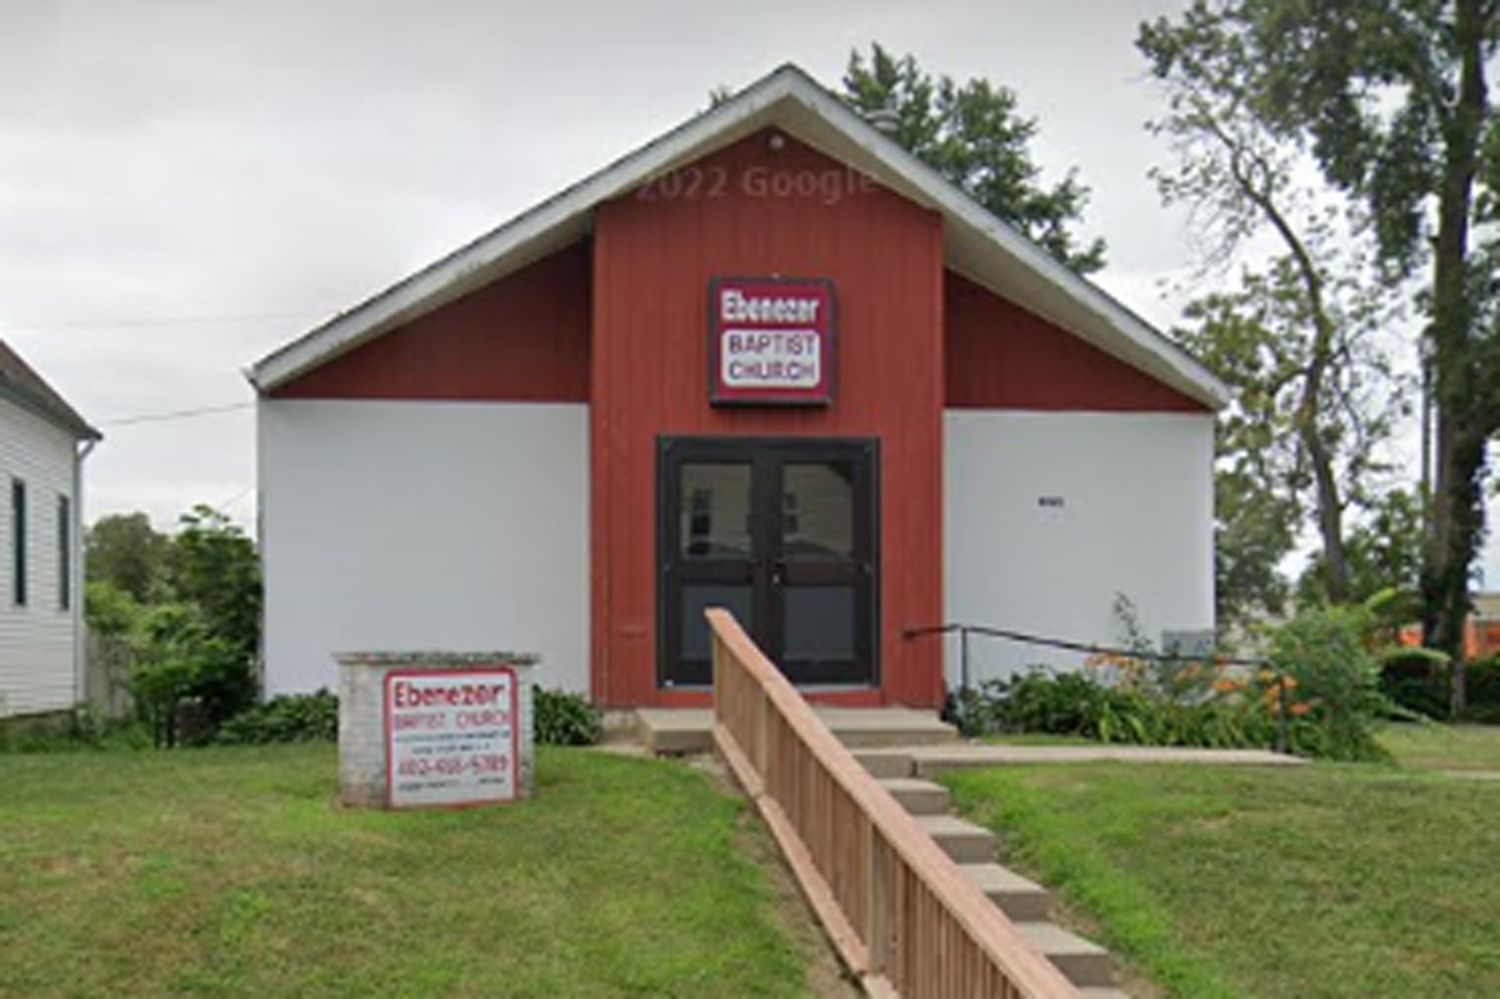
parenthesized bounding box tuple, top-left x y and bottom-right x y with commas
(719, 330, 822, 388)
(384, 667, 519, 808)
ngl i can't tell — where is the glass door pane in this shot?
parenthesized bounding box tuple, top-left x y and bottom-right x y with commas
(662, 454, 757, 687)
(781, 461, 854, 560)
(680, 464, 752, 558)
(773, 456, 869, 685)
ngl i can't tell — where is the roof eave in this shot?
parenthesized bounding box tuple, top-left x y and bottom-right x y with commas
(250, 63, 1230, 411)
(0, 380, 101, 441)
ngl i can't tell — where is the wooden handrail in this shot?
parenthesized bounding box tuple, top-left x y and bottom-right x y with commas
(708, 608, 1079, 998)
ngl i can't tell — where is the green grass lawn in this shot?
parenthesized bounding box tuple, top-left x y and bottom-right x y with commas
(0, 744, 811, 997)
(945, 757, 1500, 998)
(1379, 723, 1500, 772)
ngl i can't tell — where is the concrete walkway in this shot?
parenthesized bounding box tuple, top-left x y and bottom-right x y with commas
(856, 742, 1305, 779)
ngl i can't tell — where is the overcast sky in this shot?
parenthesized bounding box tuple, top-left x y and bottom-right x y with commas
(1, 0, 1489, 584)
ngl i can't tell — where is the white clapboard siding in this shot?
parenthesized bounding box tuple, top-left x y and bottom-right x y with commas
(0, 393, 80, 716)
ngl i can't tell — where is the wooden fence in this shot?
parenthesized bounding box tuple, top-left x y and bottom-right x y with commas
(707, 609, 1079, 998)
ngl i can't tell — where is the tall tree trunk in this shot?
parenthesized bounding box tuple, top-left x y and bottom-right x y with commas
(1421, 0, 1489, 713)
(1423, 424, 1486, 712)
(1254, 181, 1349, 602)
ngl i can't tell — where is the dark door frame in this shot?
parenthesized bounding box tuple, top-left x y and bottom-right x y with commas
(656, 435, 880, 689)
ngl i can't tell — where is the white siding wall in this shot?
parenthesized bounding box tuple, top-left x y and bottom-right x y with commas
(944, 410, 1214, 686)
(259, 400, 590, 696)
(0, 394, 80, 716)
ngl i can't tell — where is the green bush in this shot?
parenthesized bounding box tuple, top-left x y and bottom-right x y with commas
(1379, 648, 1452, 719)
(215, 686, 605, 747)
(216, 690, 339, 745)
(954, 669, 1279, 749)
(131, 602, 259, 747)
(534, 687, 602, 745)
(1265, 603, 1388, 761)
(1460, 657, 1500, 723)
(947, 599, 1391, 761)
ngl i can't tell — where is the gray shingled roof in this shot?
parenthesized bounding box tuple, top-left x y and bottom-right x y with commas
(0, 338, 100, 440)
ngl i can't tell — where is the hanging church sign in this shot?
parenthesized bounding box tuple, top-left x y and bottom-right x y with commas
(709, 277, 834, 405)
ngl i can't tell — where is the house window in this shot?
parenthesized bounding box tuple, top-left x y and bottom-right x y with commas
(57, 494, 70, 611)
(11, 478, 25, 607)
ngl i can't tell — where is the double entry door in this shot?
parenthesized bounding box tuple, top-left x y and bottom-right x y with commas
(658, 437, 878, 688)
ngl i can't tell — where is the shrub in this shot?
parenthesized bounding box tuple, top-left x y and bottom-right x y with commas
(947, 598, 1392, 761)
(1461, 657, 1500, 723)
(534, 687, 602, 745)
(957, 668, 1279, 749)
(131, 602, 259, 747)
(1379, 647, 1452, 719)
(216, 690, 339, 745)
(1264, 603, 1388, 761)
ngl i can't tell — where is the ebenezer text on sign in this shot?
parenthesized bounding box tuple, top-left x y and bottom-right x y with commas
(384, 667, 519, 808)
(709, 278, 834, 405)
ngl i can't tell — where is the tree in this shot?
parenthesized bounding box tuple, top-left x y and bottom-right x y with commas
(1298, 489, 1425, 632)
(1144, 0, 1499, 708)
(165, 504, 261, 663)
(1140, 11, 1404, 613)
(841, 44, 1107, 274)
(82, 505, 262, 742)
(1213, 460, 1298, 631)
(86, 512, 169, 603)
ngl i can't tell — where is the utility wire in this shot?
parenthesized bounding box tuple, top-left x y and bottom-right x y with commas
(8, 310, 320, 332)
(97, 401, 253, 427)
(213, 484, 255, 512)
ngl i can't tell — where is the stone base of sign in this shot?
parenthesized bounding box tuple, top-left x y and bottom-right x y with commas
(337, 651, 537, 809)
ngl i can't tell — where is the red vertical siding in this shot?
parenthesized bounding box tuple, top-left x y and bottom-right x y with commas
(273, 243, 590, 401)
(592, 130, 946, 708)
(944, 272, 1207, 411)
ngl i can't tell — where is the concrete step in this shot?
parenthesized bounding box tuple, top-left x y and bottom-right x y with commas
(878, 777, 951, 815)
(1076, 990, 1130, 998)
(912, 814, 996, 864)
(1015, 921, 1116, 988)
(633, 708, 956, 755)
(814, 708, 958, 748)
(956, 862, 1051, 921)
(634, 709, 715, 754)
(852, 749, 915, 778)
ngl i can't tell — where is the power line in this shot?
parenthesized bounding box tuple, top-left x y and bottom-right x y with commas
(214, 484, 255, 512)
(98, 401, 253, 427)
(7, 310, 321, 332)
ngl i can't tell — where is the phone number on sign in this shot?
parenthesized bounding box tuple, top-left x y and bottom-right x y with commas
(637, 164, 876, 205)
(396, 753, 510, 778)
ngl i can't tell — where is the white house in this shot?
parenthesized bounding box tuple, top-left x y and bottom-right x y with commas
(251, 64, 1224, 707)
(0, 339, 99, 718)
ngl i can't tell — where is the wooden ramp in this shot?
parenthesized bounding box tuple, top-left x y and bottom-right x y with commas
(702, 609, 1126, 998)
